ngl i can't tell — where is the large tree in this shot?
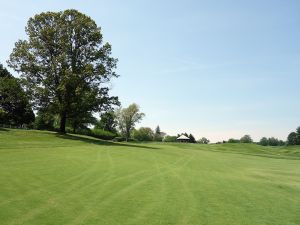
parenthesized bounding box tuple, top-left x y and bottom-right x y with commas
(95, 110, 118, 133)
(240, 135, 253, 143)
(0, 64, 34, 126)
(287, 132, 298, 145)
(8, 10, 118, 133)
(115, 103, 145, 141)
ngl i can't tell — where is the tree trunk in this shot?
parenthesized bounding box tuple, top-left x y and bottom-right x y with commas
(126, 128, 130, 142)
(59, 111, 67, 133)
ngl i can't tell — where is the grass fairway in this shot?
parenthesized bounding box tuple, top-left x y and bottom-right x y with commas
(0, 129, 300, 225)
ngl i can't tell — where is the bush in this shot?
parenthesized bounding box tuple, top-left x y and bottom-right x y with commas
(259, 137, 268, 146)
(259, 137, 285, 146)
(90, 129, 117, 140)
(163, 136, 177, 142)
(133, 127, 154, 141)
(153, 134, 163, 142)
(228, 138, 240, 143)
(240, 135, 253, 143)
(197, 137, 210, 144)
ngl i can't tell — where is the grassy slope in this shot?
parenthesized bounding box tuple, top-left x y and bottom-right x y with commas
(0, 129, 300, 225)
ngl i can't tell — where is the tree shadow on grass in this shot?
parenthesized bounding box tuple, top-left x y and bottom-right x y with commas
(55, 133, 159, 150)
(0, 128, 9, 132)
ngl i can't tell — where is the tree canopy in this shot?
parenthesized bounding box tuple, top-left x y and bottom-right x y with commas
(0, 64, 34, 126)
(8, 9, 118, 133)
(240, 135, 253, 143)
(133, 127, 154, 141)
(115, 103, 145, 141)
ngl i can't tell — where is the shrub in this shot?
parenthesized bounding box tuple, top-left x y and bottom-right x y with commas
(228, 138, 240, 143)
(240, 135, 253, 143)
(259, 137, 285, 146)
(287, 132, 298, 145)
(132, 127, 154, 141)
(90, 129, 117, 140)
(259, 137, 268, 146)
(198, 137, 210, 144)
(163, 136, 177, 142)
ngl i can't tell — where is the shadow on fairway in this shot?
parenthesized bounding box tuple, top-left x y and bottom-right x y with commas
(0, 128, 9, 132)
(55, 133, 159, 150)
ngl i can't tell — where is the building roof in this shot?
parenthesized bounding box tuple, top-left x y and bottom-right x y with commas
(177, 135, 190, 140)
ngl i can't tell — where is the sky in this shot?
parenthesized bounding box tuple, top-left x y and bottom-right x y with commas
(0, 0, 299, 142)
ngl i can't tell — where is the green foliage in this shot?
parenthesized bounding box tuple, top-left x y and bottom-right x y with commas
(155, 125, 161, 135)
(287, 127, 300, 145)
(288, 132, 299, 145)
(34, 111, 57, 130)
(133, 127, 154, 141)
(95, 111, 117, 133)
(0, 64, 12, 78)
(240, 135, 253, 143)
(228, 138, 240, 143)
(8, 10, 119, 133)
(188, 134, 196, 143)
(89, 129, 117, 140)
(115, 103, 145, 141)
(259, 137, 268, 146)
(163, 135, 177, 142)
(152, 125, 163, 141)
(268, 137, 284, 146)
(0, 64, 34, 126)
(198, 137, 210, 144)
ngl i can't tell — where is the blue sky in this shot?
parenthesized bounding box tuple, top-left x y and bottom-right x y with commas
(0, 0, 299, 142)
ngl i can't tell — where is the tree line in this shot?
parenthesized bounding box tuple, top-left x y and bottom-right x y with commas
(1, 9, 300, 145)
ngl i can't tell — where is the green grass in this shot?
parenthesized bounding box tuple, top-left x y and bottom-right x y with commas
(0, 129, 300, 225)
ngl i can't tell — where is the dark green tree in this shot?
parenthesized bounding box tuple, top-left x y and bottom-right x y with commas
(287, 132, 298, 145)
(228, 138, 240, 143)
(198, 137, 210, 144)
(0, 64, 34, 126)
(240, 135, 253, 143)
(188, 134, 196, 143)
(95, 111, 117, 133)
(297, 127, 300, 144)
(154, 125, 163, 141)
(268, 137, 279, 146)
(259, 137, 268, 146)
(155, 126, 161, 135)
(8, 10, 118, 133)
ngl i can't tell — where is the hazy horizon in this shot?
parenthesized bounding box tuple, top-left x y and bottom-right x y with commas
(0, 0, 299, 142)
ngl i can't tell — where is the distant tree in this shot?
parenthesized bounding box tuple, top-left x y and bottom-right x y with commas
(8, 9, 118, 133)
(240, 135, 253, 143)
(287, 132, 298, 145)
(259, 137, 268, 146)
(228, 138, 240, 143)
(0, 64, 34, 126)
(163, 135, 177, 142)
(95, 111, 117, 133)
(278, 140, 285, 146)
(297, 127, 300, 144)
(198, 137, 210, 144)
(115, 103, 145, 141)
(268, 137, 279, 146)
(155, 125, 161, 135)
(188, 134, 196, 143)
(154, 125, 163, 141)
(133, 127, 154, 141)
